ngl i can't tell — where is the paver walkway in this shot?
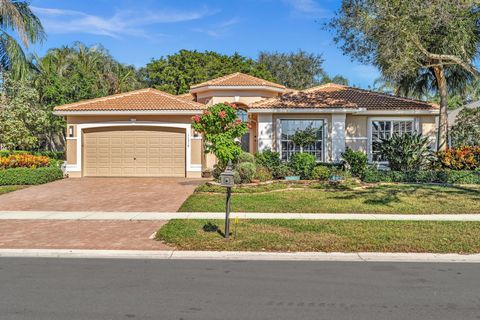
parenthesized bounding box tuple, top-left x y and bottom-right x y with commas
(1, 211, 480, 221)
(0, 177, 203, 212)
(0, 220, 171, 250)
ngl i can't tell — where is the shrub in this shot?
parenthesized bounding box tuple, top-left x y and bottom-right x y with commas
(311, 165, 330, 181)
(0, 150, 65, 160)
(255, 149, 281, 172)
(273, 164, 293, 179)
(341, 148, 368, 177)
(235, 162, 256, 183)
(437, 146, 480, 170)
(236, 151, 255, 164)
(0, 167, 64, 185)
(361, 167, 480, 184)
(254, 166, 273, 182)
(373, 133, 434, 171)
(0, 154, 50, 169)
(450, 107, 480, 147)
(289, 153, 316, 179)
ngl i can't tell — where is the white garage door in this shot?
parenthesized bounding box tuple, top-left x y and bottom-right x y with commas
(83, 127, 185, 177)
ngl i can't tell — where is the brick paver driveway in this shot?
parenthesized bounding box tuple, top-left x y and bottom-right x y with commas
(0, 177, 203, 212)
(0, 220, 171, 250)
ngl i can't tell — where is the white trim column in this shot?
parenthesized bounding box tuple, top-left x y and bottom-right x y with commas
(257, 114, 273, 151)
(331, 113, 347, 163)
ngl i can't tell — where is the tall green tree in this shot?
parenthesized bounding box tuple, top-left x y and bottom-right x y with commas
(0, 0, 45, 79)
(259, 50, 349, 89)
(328, 0, 480, 150)
(31, 42, 144, 150)
(0, 74, 46, 149)
(142, 50, 274, 95)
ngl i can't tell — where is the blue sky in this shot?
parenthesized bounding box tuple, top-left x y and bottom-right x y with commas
(29, 0, 381, 88)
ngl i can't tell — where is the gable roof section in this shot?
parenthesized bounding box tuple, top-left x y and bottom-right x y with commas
(190, 72, 286, 90)
(54, 88, 206, 112)
(251, 83, 439, 110)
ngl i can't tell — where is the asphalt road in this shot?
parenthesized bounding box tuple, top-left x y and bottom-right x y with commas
(1, 258, 480, 320)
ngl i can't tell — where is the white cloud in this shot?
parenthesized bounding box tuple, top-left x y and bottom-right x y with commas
(193, 18, 241, 38)
(282, 0, 331, 18)
(32, 5, 216, 39)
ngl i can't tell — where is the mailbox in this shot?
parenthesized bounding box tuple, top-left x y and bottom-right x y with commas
(220, 161, 235, 187)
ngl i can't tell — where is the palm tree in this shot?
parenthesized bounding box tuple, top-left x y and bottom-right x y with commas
(0, 0, 45, 79)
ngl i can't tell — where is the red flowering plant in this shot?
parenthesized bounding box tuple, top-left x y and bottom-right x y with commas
(192, 102, 249, 164)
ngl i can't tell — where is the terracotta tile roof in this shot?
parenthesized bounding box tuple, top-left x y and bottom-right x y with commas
(177, 92, 196, 101)
(190, 72, 286, 90)
(54, 88, 206, 112)
(251, 83, 439, 110)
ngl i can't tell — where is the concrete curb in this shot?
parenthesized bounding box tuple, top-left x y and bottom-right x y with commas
(1, 211, 480, 221)
(1, 249, 480, 263)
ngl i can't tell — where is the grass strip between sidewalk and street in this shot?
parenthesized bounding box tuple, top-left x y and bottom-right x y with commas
(156, 219, 480, 253)
(179, 183, 480, 214)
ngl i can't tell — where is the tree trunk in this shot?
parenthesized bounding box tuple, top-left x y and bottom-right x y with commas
(432, 65, 449, 151)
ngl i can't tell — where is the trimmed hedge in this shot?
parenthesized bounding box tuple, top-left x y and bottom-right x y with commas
(362, 168, 480, 184)
(0, 167, 64, 185)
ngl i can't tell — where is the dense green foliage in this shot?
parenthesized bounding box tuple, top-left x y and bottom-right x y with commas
(0, 0, 45, 79)
(258, 50, 348, 89)
(450, 107, 480, 147)
(341, 148, 368, 177)
(329, 1, 480, 150)
(142, 50, 274, 95)
(311, 165, 330, 181)
(362, 167, 480, 185)
(254, 150, 282, 172)
(374, 133, 434, 171)
(289, 153, 316, 179)
(0, 75, 47, 149)
(0, 167, 63, 185)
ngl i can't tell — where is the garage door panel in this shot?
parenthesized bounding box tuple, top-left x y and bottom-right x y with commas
(84, 127, 185, 177)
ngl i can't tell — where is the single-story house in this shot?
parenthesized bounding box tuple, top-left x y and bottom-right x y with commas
(53, 72, 439, 178)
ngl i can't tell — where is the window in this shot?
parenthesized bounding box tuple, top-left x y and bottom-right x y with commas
(280, 119, 324, 161)
(371, 119, 415, 161)
(237, 109, 249, 152)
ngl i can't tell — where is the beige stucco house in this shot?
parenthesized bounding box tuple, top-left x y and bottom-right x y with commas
(53, 72, 439, 178)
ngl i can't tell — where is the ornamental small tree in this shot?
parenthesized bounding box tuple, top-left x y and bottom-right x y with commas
(290, 126, 318, 153)
(192, 102, 249, 165)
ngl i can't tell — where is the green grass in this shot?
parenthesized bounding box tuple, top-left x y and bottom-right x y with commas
(157, 219, 480, 253)
(179, 183, 480, 214)
(0, 185, 26, 195)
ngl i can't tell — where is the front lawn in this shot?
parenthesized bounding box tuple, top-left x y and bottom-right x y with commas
(179, 183, 480, 214)
(157, 219, 480, 253)
(0, 185, 27, 195)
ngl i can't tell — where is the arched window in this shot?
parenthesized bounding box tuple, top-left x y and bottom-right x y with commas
(236, 108, 248, 123)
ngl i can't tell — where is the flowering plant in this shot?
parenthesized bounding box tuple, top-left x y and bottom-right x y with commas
(0, 154, 50, 169)
(437, 146, 480, 170)
(192, 102, 249, 164)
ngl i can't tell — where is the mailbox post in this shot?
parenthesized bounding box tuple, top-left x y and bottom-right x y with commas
(219, 161, 235, 239)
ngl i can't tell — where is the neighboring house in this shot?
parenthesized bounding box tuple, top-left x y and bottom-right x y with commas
(448, 100, 480, 127)
(53, 72, 439, 178)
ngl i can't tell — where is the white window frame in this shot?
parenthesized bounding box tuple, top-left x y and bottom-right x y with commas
(367, 117, 419, 163)
(276, 117, 327, 162)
